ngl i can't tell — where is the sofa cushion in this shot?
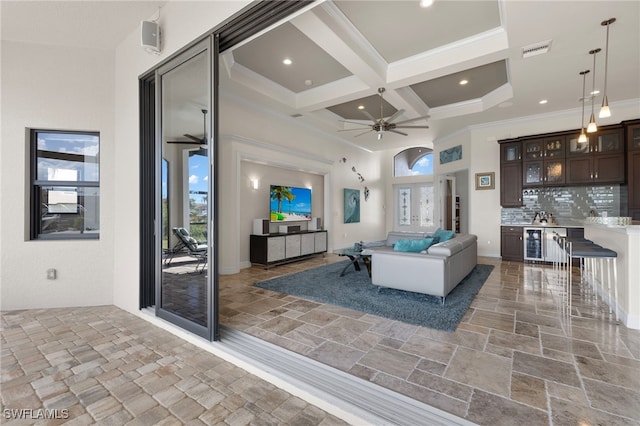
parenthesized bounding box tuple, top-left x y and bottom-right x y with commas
(393, 238, 434, 253)
(433, 228, 455, 243)
(385, 231, 428, 246)
(428, 234, 476, 256)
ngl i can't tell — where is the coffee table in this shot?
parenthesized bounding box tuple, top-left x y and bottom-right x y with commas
(335, 247, 372, 277)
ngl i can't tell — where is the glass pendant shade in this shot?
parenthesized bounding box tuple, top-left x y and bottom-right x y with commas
(600, 96, 611, 118)
(578, 130, 588, 143)
(587, 113, 598, 133)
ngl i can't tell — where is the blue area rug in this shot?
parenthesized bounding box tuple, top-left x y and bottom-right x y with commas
(255, 261, 494, 332)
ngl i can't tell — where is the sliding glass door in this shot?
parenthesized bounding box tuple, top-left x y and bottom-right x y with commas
(155, 38, 216, 339)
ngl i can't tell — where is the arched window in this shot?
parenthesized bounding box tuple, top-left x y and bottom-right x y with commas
(394, 147, 433, 177)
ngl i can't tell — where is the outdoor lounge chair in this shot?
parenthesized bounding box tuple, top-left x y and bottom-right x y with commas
(170, 227, 208, 273)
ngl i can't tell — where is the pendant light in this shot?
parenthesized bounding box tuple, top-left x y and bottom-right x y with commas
(599, 18, 616, 118)
(587, 48, 600, 133)
(578, 70, 590, 143)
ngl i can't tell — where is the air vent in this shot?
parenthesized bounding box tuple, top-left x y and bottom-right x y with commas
(522, 40, 552, 58)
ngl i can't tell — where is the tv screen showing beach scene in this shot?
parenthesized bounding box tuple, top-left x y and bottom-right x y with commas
(270, 185, 312, 222)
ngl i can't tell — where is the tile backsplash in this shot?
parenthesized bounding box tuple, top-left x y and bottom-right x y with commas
(501, 185, 621, 224)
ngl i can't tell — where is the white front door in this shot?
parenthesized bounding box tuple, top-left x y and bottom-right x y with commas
(394, 183, 435, 232)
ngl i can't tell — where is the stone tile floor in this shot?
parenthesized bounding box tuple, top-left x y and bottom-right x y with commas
(3, 255, 640, 425)
(220, 255, 640, 425)
(0, 306, 348, 425)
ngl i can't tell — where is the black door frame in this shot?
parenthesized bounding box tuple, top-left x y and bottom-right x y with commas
(139, 0, 313, 341)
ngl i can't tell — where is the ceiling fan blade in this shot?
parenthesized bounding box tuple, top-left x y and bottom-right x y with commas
(167, 140, 202, 145)
(395, 125, 430, 129)
(338, 128, 372, 132)
(389, 129, 408, 136)
(360, 110, 377, 122)
(386, 109, 405, 124)
(393, 114, 430, 125)
(184, 134, 203, 143)
(339, 119, 372, 126)
(353, 129, 374, 137)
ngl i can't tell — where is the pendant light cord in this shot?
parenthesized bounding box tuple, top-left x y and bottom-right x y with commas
(603, 24, 609, 100)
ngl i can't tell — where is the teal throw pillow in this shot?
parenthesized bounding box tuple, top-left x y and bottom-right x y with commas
(433, 228, 455, 243)
(393, 238, 434, 253)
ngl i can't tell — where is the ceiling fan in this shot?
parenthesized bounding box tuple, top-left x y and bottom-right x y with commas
(339, 88, 430, 140)
(167, 109, 208, 145)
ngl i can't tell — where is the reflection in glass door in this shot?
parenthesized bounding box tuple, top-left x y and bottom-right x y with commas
(156, 39, 214, 338)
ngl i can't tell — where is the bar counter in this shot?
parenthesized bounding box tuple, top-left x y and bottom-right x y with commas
(583, 222, 640, 330)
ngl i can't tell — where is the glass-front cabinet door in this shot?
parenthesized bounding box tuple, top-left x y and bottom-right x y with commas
(523, 161, 542, 187)
(501, 141, 521, 163)
(544, 136, 565, 158)
(544, 160, 565, 185)
(629, 124, 640, 150)
(523, 139, 543, 160)
(597, 128, 623, 154)
(567, 133, 591, 156)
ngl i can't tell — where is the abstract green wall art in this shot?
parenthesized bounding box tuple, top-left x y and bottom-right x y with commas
(343, 188, 360, 223)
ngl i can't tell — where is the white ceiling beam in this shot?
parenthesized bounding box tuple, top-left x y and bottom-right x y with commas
(222, 53, 298, 108)
(288, 3, 387, 107)
(387, 27, 509, 86)
(427, 83, 513, 121)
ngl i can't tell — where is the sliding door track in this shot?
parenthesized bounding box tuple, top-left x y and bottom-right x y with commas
(219, 326, 472, 426)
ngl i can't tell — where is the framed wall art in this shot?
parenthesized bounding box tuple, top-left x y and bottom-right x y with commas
(343, 188, 360, 223)
(475, 172, 495, 190)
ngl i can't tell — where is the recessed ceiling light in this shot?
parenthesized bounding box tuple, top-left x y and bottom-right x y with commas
(459, 79, 468, 85)
(419, 0, 434, 8)
(358, 105, 365, 110)
(305, 79, 312, 86)
(283, 58, 292, 65)
(539, 99, 548, 104)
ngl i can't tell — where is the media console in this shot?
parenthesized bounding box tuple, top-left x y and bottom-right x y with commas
(250, 230, 327, 269)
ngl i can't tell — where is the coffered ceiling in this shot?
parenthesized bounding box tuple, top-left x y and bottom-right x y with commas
(3, 1, 639, 152)
(220, 0, 640, 151)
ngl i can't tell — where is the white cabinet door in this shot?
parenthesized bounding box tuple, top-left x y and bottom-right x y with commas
(314, 232, 327, 253)
(301, 233, 315, 255)
(267, 236, 285, 262)
(285, 234, 301, 258)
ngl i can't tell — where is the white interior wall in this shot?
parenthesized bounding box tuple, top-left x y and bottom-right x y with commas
(0, 41, 116, 310)
(218, 96, 387, 274)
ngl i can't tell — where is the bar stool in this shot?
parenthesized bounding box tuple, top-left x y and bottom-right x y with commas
(553, 234, 598, 315)
(564, 239, 618, 321)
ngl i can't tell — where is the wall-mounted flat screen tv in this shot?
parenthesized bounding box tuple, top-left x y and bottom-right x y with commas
(270, 185, 312, 222)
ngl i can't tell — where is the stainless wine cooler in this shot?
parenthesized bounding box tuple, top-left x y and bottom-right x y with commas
(524, 227, 566, 263)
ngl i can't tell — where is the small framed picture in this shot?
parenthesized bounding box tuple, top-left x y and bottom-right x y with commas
(475, 172, 495, 190)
